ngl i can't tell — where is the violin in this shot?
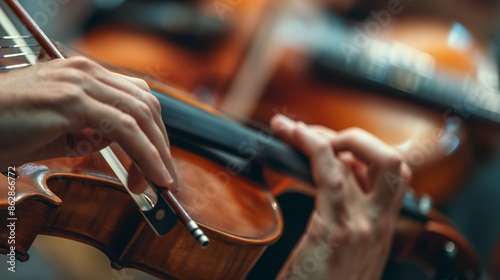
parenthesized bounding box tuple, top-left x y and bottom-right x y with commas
(0, 85, 482, 279)
(0, 1, 481, 279)
(74, 0, 499, 207)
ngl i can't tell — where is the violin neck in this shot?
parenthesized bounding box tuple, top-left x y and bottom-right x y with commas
(151, 89, 429, 222)
(151, 89, 313, 185)
(310, 13, 500, 126)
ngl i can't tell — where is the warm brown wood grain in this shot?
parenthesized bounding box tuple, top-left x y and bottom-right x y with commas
(0, 142, 282, 279)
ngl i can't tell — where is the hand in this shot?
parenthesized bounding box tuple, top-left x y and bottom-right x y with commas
(271, 114, 411, 280)
(0, 56, 177, 193)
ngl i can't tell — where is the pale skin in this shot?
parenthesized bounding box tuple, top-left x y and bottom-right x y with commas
(271, 114, 411, 280)
(0, 58, 409, 279)
(0, 56, 177, 193)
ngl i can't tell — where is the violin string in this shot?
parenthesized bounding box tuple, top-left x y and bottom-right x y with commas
(0, 51, 38, 58)
(0, 7, 36, 64)
(4, 0, 211, 247)
(0, 62, 29, 70)
(0, 43, 38, 48)
(0, 34, 32, 39)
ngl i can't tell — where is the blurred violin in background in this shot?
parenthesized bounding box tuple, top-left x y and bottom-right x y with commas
(76, 0, 500, 207)
(1, 0, 498, 279)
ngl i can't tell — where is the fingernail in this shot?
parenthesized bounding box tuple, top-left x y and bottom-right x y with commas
(275, 114, 296, 130)
(401, 163, 412, 181)
(296, 121, 308, 131)
(163, 166, 174, 185)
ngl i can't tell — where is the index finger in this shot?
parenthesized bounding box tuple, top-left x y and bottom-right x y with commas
(330, 128, 408, 206)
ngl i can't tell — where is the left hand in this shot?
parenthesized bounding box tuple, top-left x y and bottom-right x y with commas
(271, 114, 411, 280)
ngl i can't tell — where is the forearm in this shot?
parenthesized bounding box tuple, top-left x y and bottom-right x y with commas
(277, 235, 335, 280)
(276, 213, 346, 280)
(276, 210, 392, 280)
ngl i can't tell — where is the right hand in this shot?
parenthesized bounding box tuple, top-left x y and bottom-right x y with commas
(0, 56, 177, 193)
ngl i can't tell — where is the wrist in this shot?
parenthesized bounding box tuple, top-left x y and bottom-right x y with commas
(304, 211, 345, 249)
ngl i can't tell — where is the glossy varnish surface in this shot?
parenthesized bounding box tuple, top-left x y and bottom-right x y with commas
(0, 143, 282, 279)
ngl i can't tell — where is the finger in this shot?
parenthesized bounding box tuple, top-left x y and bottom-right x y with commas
(88, 64, 169, 149)
(109, 72, 171, 149)
(104, 74, 178, 191)
(337, 152, 370, 193)
(110, 73, 179, 193)
(61, 70, 176, 191)
(272, 114, 341, 189)
(270, 114, 299, 145)
(308, 125, 338, 141)
(294, 123, 354, 210)
(330, 128, 406, 206)
(105, 73, 178, 192)
(127, 162, 151, 194)
(67, 97, 174, 192)
(272, 116, 336, 184)
(59, 57, 178, 191)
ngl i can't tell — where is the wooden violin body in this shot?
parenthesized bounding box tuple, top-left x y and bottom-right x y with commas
(0, 142, 282, 279)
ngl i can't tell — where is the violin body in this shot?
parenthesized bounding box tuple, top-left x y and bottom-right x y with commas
(0, 143, 282, 279)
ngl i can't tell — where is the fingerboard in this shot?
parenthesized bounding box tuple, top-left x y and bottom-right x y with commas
(0, 2, 37, 69)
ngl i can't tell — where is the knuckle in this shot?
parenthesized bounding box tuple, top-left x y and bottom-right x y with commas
(119, 114, 139, 131)
(148, 94, 161, 112)
(58, 68, 89, 83)
(126, 76, 150, 92)
(343, 127, 366, 138)
(137, 101, 153, 120)
(309, 124, 329, 131)
(322, 171, 343, 191)
(355, 219, 373, 244)
(66, 56, 100, 71)
(56, 84, 84, 104)
(313, 139, 332, 156)
(381, 151, 403, 170)
(136, 78, 150, 92)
